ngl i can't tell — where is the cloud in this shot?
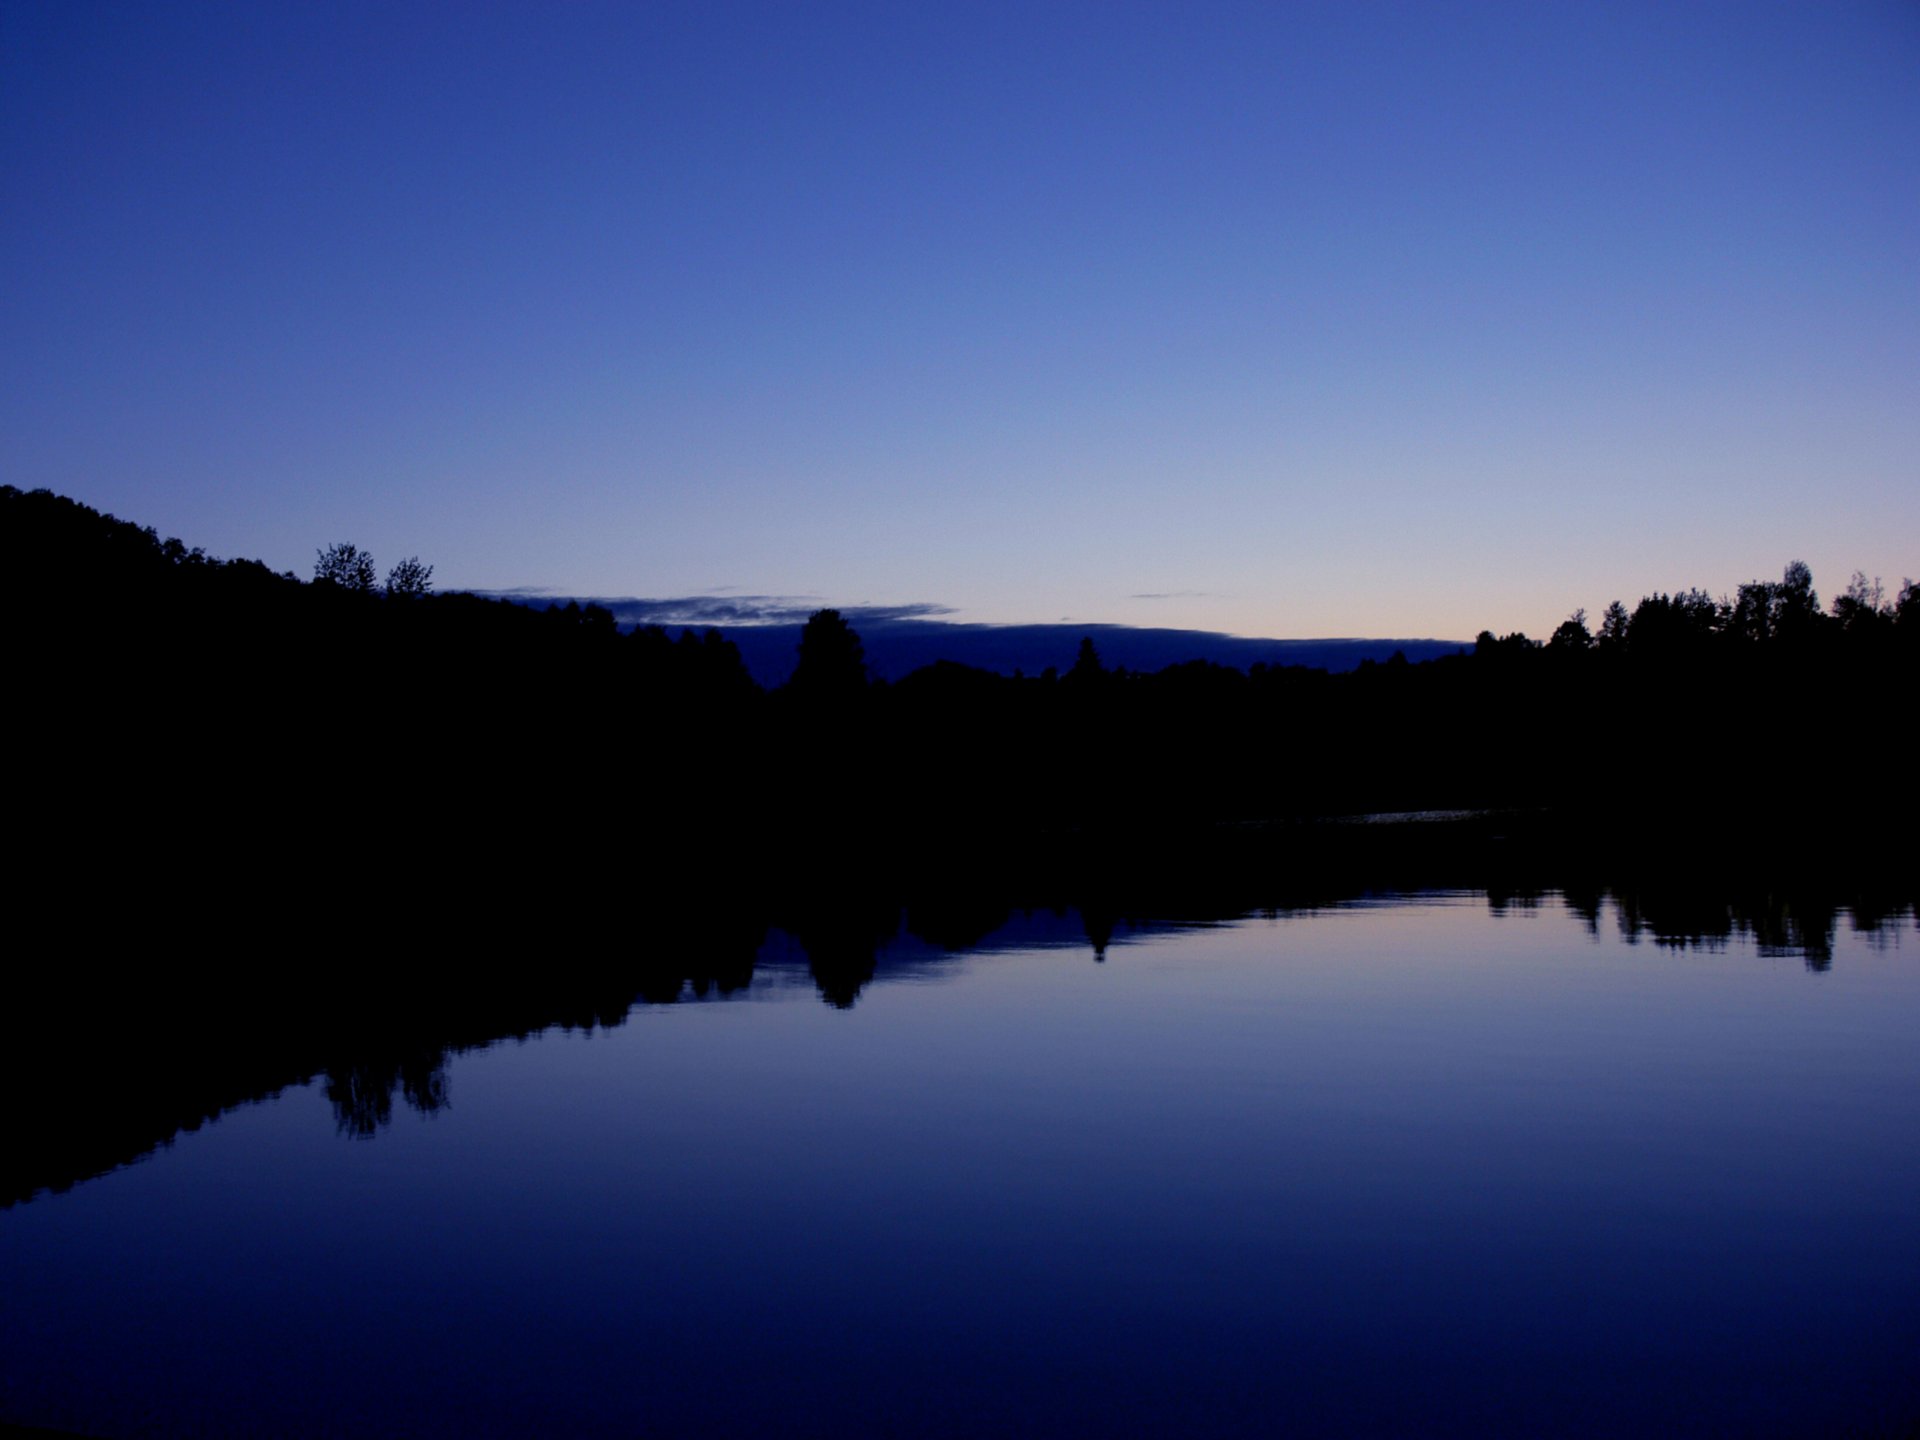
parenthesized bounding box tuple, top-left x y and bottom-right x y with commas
(1129, 590, 1217, 601)
(463, 591, 956, 630)
(603, 594, 818, 627)
(617, 596, 956, 628)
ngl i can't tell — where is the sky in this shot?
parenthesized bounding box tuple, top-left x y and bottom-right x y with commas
(4, 1, 1916, 642)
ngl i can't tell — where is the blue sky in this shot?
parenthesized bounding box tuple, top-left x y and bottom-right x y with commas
(4, 1, 1915, 640)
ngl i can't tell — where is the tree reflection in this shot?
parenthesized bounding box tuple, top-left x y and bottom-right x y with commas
(4, 863, 1912, 1210)
(1600, 882, 1846, 972)
(326, 1050, 449, 1138)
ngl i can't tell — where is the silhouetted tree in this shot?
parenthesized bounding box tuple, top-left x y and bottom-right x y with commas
(385, 555, 433, 598)
(1831, 572, 1889, 634)
(1898, 579, 1920, 629)
(1549, 609, 1592, 651)
(1726, 561, 1825, 646)
(1727, 579, 1775, 645)
(1597, 601, 1630, 650)
(1067, 636, 1105, 684)
(1774, 559, 1821, 638)
(314, 542, 377, 592)
(1474, 629, 1537, 658)
(791, 609, 866, 697)
(1626, 589, 1717, 655)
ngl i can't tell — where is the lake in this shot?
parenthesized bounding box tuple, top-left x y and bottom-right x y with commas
(3, 890, 1916, 1438)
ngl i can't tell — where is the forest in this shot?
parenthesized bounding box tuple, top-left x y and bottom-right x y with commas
(5, 481, 1915, 916)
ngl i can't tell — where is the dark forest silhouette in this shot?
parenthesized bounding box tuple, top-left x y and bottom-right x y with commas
(6, 484, 1913, 871)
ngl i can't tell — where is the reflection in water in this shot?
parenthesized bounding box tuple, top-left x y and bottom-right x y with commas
(325, 1048, 450, 1138)
(2, 886, 1918, 1440)
(2, 881, 1911, 1207)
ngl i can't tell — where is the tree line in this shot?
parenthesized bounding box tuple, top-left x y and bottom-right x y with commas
(5, 484, 1914, 909)
(1515, 559, 1915, 657)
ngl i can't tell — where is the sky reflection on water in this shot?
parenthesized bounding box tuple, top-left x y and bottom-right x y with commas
(2, 895, 1916, 1438)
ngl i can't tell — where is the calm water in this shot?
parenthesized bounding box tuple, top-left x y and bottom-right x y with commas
(4, 893, 1917, 1438)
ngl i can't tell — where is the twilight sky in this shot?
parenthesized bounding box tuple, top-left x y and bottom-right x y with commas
(4, 1, 1915, 640)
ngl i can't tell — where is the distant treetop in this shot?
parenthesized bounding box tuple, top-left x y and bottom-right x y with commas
(385, 555, 433, 599)
(314, 542, 377, 593)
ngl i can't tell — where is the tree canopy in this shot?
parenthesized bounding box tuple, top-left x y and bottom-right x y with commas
(314, 542, 377, 592)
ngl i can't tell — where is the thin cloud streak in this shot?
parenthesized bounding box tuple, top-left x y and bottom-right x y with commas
(467, 591, 956, 629)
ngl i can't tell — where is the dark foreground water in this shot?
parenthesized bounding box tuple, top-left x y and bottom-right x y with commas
(4, 893, 1917, 1438)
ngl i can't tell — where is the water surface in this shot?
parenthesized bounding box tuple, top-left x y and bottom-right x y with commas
(3, 893, 1916, 1437)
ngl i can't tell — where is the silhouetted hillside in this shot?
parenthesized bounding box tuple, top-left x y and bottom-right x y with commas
(5, 484, 1915, 905)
